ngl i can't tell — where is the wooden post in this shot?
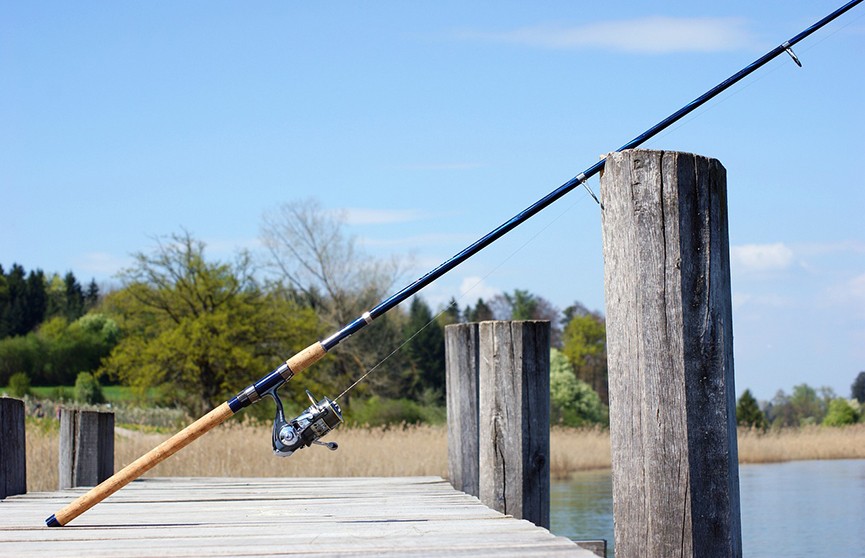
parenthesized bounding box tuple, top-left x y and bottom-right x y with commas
(478, 320, 550, 529)
(445, 322, 480, 497)
(59, 409, 115, 489)
(0, 398, 26, 499)
(601, 149, 741, 557)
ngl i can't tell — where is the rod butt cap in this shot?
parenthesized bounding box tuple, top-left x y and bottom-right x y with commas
(45, 514, 62, 527)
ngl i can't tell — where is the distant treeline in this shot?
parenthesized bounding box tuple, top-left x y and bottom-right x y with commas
(0, 263, 99, 338)
(0, 206, 611, 426)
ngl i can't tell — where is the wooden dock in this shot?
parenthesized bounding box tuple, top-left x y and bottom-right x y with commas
(0, 476, 597, 557)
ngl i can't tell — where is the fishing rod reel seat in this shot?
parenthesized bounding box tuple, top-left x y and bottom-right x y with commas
(267, 388, 343, 457)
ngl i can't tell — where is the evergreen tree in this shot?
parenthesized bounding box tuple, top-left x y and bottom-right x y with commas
(436, 297, 461, 327)
(63, 272, 86, 320)
(852, 371, 865, 404)
(24, 269, 47, 333)
(465, 298, 493, 322)
(402, 296, 445, 401)
(736, 389, 767, 429)
(85, 279, 100, 309)
(0, 264, 8, 338)
(3, 264, 28, 336)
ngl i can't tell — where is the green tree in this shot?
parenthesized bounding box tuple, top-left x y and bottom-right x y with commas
(2, 264, 29, 337)
(436, 297, 461, 328)
(561, 311, 608, 404)
(822, 398, 861, 426)
(74, 371, 105, 404)
(402, 297, 445, 402)
(7, 371, 31, 397)
(464, 298, 493, 322)
(852, 371, 865, 404)
(550, 349, 607, 426)
(736, 389, 767, 429)
(767, 384, 833, 427)
(101, 232, 322, 415)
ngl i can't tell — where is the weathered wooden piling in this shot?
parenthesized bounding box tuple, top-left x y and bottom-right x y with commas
(0, 397, 26, 499)
(59, 409, 115, 489)
(478, 320, 551, 530)
(445, 320, 552, 529)
(601, 149, 741, 557)
(445, 322, 480, 497)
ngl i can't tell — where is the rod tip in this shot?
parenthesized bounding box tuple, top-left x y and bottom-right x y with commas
(45, 514, 62, 527)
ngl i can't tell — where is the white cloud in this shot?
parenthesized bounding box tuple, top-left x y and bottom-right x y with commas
(342, 208, 427, 225)
(459, 276, 501, 301)
(731, 242, 794, 273)
(457, 17, 756, 54)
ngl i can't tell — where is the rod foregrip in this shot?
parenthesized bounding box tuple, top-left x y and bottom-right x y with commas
(286, 341, 326, 374)
(45, 401, 235, 527)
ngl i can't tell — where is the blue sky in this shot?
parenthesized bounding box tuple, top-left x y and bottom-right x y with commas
(2, 1, 863, 401)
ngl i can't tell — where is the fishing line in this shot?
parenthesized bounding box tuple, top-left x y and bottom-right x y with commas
(46, 0, 863, 529)
(333, 8, 865, 402)
(335, 189, 596, 401)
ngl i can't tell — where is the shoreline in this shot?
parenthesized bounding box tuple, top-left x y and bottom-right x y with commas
(23, 422, 865, 491)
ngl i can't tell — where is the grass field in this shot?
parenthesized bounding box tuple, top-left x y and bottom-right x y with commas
(23, 420, 865, 492)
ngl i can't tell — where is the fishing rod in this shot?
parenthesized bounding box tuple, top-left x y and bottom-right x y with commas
(46, 0, 862, 527)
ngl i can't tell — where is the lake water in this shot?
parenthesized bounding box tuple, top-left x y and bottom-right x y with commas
(550, 459, 865, 557)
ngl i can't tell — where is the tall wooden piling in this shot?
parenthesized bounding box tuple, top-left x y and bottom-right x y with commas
(600, 149, 741, 557)
(0, 397, 26, 499)
(478, 320, 550, 529)
(445, 322, 480, 497)
(59, 409, 115, 489)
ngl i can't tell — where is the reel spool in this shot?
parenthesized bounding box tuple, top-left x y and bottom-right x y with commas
(267, 388, 343, 457)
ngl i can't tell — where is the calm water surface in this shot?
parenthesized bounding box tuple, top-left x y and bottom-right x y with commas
(550, 459, 865, 557)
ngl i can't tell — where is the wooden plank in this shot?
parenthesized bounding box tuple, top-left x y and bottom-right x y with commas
(445, 322, 480, 497)
(0, 477, 595, 557)
(600, 149, 742, 557)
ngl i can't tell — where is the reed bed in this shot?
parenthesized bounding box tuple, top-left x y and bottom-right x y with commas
(737, 424, 865, 463)
(24, 422, 865, 492)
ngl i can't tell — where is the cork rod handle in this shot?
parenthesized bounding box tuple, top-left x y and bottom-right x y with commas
(46, 402, 235, 527)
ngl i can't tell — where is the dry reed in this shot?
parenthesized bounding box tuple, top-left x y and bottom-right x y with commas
(24, 422, 865, 493)
(737, 424, 865, 463)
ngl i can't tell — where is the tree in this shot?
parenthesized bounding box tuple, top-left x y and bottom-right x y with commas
(260, 199, 408, 401)
(736, 389, 767, 429)
(464, 298, 494, 322)
(101, 231, 322, 415)
(766, 384, 833, 427)
(7, 372, 31, 397)
(561, 310, 608, 404)
(402, 297, 445, 402)
(549, 349, 607, 426)
(822, 398, 861, 427)
(852, 371, 865, 404)
(74, 371, 105, 404)
(436, 297, 461, 328)
(487, 289, 563, 346)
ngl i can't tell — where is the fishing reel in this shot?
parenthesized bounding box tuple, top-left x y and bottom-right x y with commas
(267, 388, 343, 457)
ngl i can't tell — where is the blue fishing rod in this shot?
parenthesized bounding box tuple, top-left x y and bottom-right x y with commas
(47, 0, 862, 527)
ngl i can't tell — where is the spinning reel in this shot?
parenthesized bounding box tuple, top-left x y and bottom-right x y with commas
(266, 387, 343, 457)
